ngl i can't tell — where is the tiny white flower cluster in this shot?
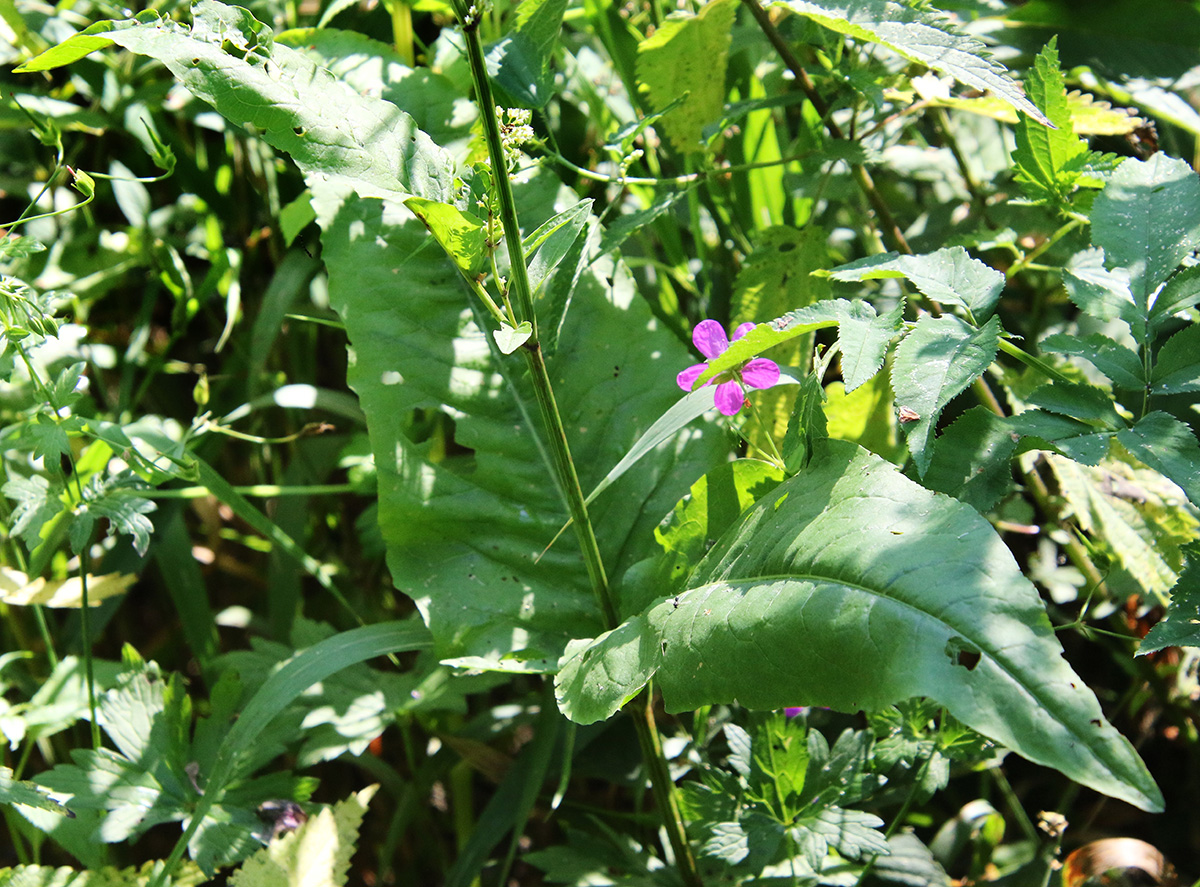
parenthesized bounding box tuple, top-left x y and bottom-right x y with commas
(462, 2, 480, 27)
(497, 108, 534, 170)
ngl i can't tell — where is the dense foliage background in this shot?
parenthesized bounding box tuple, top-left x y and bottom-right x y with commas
(3, 0, 1200, 884)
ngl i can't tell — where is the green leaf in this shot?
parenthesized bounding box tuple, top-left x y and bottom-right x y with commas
(1138, 543, 1200, 656)
(890, 314, 1000, 477)
(635, 0, 738, 152)
(314, 176, 726, 663)
(919, 407, 1017, 512)
(1, 766, 71, 816)
(404, 198, 488, 278)
(1060, 248, 1141, 332)
(1117, 411, 1200, 510)
(494, 321, 533, 354)
(3, 474, 64, 552)
(1040, 332, 1145, 390)
(228, 786, 377, 887)
(1010, 37, 1093, 208)
(557, 440, 1162, 811)
(829, 247, 1005, 321)
(18, 2, 454, 203)
(1047, 453, 1191, 598)
(1092, 154, 1200, 307)
(1151, 323, 1200, 394)
(485, 0, 568, 108)
(694, 299, 898, 389)
(71, 474, 156, 557)
(1150, 265, 1200, 325)
(773, 0, 1050, 126)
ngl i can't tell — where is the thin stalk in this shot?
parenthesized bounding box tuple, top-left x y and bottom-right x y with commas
(739, 0, 911, 255)
(454, 7, 702, 884)
(390, 0, 415, 66)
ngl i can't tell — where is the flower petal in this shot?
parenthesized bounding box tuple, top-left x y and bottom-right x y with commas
(741, 358, 780, 390)
(692, 319, 729, 360)
(714, 380, 745, 415)
(732, 322, 755, 341)
(676, 363, 709, 391)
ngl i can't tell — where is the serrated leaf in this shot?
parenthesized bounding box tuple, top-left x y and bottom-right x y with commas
(1139, 543, 1200, 656)
(1117, 412, 1200, 510)
(1150, 265, 1200, 325)
(1040, 331, 1145, 390)
(1011, 38, 1091, 208)
(1150, 323, 1200, 393)
(891, 315, 1000, 476)
(485, 0, 568, 108)
(72, 476, 156, 557)
(1, 766, 71, 816)
(635, 0, 737, 152)
(838, 301, 904, 393)
(1008, 410, 1112, 467)
(798, 806, 888, 864)
(556, 440, 1163, 811)
(774, 0, 1050, 126)
(830, 247, 1005, 320)
(1048, 453, 1192, 598)
(1092, 154, 1200, 307)
(919, 407, 1017, 512)
(1060, 248, 1141, 332)
(228, 785, 378, 887)
(18, 1, 454, 203)
(3, 474, 64, 552)
(1025, 381, 1123, 428)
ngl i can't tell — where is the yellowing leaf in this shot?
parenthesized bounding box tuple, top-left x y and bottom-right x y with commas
(636, 0, 737, 153)
(0, 568, 136, 607)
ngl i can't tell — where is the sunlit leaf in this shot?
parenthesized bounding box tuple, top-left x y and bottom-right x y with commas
(557, 440, 1162, 812)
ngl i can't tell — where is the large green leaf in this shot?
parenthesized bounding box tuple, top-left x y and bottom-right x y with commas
(556, 440, 1162, 812)
(17, 1, 455, 203)
(773, 0, 1050, 126)
(314, 175, 727, 665)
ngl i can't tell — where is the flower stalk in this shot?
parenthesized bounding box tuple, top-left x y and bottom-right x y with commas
(452, 5, 703, 885)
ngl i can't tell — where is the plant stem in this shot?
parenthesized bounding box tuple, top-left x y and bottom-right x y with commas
(739, 0, 911, 255)
(454, 7, 703, 885)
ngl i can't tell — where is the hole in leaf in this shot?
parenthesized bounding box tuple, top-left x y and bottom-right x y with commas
(945, 636, 981, 670)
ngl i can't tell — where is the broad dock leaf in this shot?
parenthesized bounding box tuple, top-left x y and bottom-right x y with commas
(557, 440, 1163, 812)
(315, 175, 727, 665)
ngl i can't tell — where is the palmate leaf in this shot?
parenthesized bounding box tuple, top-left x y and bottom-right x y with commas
(556, 440, 1162, 812)
(15, 1, 455, 204)
(313, 173, 727, 666)
(773, 0, 1050, 126)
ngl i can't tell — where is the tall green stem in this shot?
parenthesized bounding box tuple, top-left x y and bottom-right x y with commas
(454, 7, 702, 885)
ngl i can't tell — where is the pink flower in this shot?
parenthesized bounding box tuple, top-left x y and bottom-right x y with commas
(677, 320, 780, 416)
